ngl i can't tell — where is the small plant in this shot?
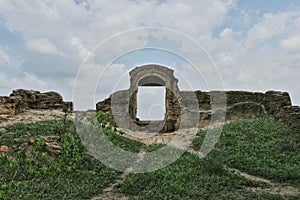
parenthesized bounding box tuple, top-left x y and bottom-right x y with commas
(202, 150, 226, 175)
(0, 119, 121, 199)
(96, 111, 117, 128)
(95, 111, 145, 153)
(33, 137, 46, 151)
(61, 105, 69, 133)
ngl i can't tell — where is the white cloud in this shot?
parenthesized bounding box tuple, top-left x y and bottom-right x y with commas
(0, 73, 7, 86)
(0, 0, 236, 50)
(137, 86, 165, 120)
(280, 35, 300, 52)
(26, 38, 63, 55)
(0, 49, 10, 64)
(245, 12, 300, 48)
(70, 36, 90, 59)
(1, 0, 300, 108)
(11, 72, 47, 89)
(220, 28, 235, 39)
(0, 72, 47, 92)
(177, 10, 300, 105)
(73, 63, 129, 110)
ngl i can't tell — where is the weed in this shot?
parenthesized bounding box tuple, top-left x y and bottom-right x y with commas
(0, 120, 121, 199)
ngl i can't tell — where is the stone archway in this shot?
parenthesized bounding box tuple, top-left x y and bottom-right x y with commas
(96, 64, 300, 134)
(128, 64, 180, 132)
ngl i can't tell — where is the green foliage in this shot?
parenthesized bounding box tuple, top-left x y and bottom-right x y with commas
(145, 143, 166, 152)
(1, 116, 299, 199)
(0, 120, 73, 149)
(33, 138, 46, 151)
(96, 111, 145, 153)
(119, 152, 279, 200)
(0, 120, 121, 199)
(96, 111, 117, 128)
(193, 118, 300, 185)
(202, 150, 226, 175)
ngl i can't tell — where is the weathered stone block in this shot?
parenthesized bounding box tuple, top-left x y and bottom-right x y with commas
(96, 65, 300, 133)
(0, 89, 73, 117)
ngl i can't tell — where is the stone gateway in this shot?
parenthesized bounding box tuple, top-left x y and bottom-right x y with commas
(97, 64, 300, 132)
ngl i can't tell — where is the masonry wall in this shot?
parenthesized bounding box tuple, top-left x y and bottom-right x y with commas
(180, 90, 291, 111)
(0, 89, 73, 117)
(0, 97, 16, 117)
(96, 90, 300, 132)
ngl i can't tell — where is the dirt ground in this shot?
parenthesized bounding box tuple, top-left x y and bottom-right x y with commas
(0, 109, 74, 129)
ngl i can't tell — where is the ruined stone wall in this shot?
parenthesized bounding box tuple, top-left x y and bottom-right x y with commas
(181, 90, 291, 112)
(277, 106, 300, 131)
(181, 90, 299, 131)
(128, 65, 180, 132)
(0, 89, 73, 117)
(96, 89, 300, 132)
(95, 64, 299, 132)
(0, 97, 17, 117)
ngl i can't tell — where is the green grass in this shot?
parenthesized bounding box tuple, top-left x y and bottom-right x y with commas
(1, 114, 299, 199)
(1, 161, 119, 199)
(193, 118, 300, 186)
(118, 151, 284, 200)
(96, 111, 146, 153)
(0, 120, 69, 148)
(0, 119, 121, 199)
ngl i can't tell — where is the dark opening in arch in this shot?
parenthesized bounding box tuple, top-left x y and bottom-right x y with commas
(138, 75, 166, 86)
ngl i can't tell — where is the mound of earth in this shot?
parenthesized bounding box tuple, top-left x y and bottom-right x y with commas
(0, 109, 74, 129)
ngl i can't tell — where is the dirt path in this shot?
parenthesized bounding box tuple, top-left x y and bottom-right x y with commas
(91, 149, 146, 200)
(229, 168, 300, 197)
(117, 122, 228, 146)
(189, 148, 300, 197)
(91, 170, 129, 200)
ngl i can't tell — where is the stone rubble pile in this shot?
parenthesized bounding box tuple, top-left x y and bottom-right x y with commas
(0, 89, 73, 118)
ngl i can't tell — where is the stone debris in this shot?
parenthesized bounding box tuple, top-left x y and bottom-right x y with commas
(0, 145, 9, 153)
(27, 139, 34, 145)
(44, 143, 62, 155)
(39, 135, 62, 155)
(0, 89, 73, 118)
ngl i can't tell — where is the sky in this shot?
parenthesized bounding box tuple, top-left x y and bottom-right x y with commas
(0, 0, 300, 112)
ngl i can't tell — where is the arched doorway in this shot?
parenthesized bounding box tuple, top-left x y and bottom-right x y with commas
(129, 64, 180, 132)
(137, 75, 166, 121)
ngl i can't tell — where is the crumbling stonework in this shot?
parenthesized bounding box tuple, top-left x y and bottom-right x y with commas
(105, 65, 181, 133)
(96, 64, 300, 133)
(0, 89, 73, 118)
(277, 106, 300, 131)
(0, 97, 17, 117)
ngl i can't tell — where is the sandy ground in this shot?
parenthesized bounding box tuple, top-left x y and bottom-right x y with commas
(0, 109, 74, 129)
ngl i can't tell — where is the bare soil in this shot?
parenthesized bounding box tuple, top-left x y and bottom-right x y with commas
(229, 168, 299, 197)
(0, 109, 74, 129)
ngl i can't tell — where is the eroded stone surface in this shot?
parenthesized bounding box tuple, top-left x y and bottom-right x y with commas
(96, 65, 300, 132)
(0, 89, 73, 118)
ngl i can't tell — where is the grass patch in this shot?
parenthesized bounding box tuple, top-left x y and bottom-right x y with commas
(193, 118, 300, 186)
(0, 120, 70, 149)
(1, 114, 299, 199)
(0, 119, 121, 199)
(96, 111, 146, 153)
(118, 151, 282, 200)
